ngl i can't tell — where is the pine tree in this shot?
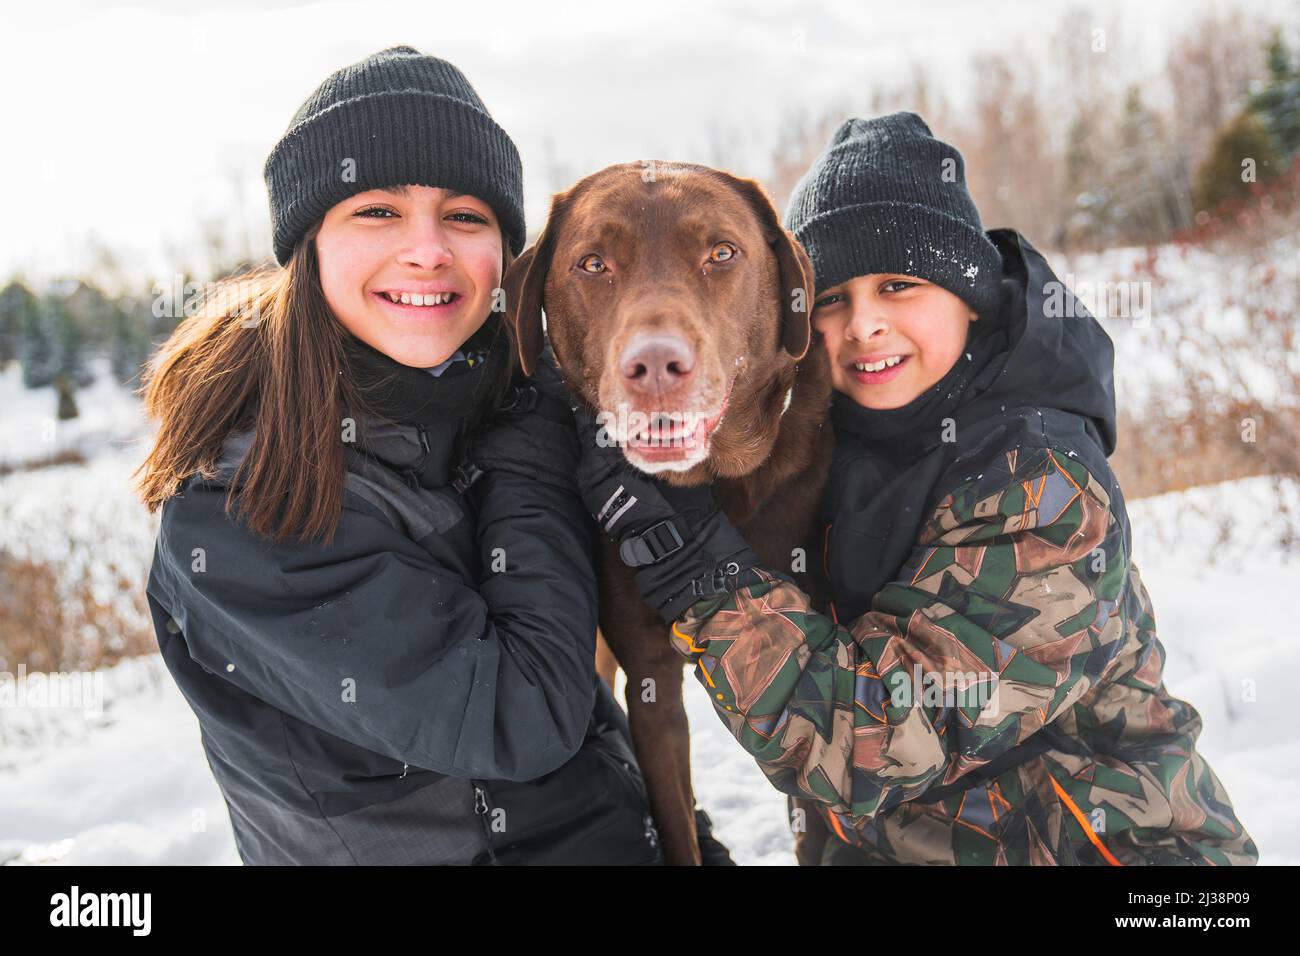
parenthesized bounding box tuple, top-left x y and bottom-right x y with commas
(0, 280, 40, 369)
(1112, 86, 1191, 243)
(1250, 30, 1300, 162)
(20, 297, 58, 389)
(1193, 111, 1280, 214)
(110, 303, 149, 385)
(1063, 113, 1113, 247)
(54, 296, 91, 389)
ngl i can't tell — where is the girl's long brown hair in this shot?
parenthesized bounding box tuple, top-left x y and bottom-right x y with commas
(133, 223, 517, 546)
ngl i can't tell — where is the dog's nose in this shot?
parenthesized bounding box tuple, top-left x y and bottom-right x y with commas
(619, 332, 695, 395)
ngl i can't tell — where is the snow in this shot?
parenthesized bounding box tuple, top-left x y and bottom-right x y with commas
(0, 358, 149, 470)
(0, 657, 238, 866)
(1056, 232, 1300, 417)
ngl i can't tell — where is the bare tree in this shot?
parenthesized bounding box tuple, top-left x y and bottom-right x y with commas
(1165, 7, 1269, 173)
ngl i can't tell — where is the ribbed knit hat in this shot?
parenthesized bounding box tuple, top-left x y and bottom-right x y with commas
(264, 46, 525, 266)
(783, 112, 1003, 317)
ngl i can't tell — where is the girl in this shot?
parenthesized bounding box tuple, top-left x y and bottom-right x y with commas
(572, 112, 1258, 866)
(134, 46, 663, 865)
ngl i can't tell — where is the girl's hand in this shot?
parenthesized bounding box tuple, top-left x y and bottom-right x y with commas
(468, 354, 580, 491)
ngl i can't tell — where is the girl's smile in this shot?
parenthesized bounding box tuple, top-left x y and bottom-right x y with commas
(371, 286, 466, 318)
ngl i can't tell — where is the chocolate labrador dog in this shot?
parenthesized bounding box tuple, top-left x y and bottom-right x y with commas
(504, 162, 833, 865)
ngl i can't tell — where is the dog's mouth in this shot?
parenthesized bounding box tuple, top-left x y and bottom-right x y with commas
(605, 378, 735, 473)
(624, 380, 734, 450)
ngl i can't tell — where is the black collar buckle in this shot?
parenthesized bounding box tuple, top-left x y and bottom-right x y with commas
(618, 518, 686, 567)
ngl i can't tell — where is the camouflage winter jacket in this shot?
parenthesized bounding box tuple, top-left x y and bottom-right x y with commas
(670, 231, 1258, 866)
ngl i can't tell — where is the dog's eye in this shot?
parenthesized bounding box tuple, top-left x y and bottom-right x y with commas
(579, 254, 606, 274)
(709, 243, 737, 263)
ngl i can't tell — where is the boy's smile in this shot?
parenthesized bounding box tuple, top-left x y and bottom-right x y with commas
(848, 352, 911, 384)
(812, 274, 977, 409)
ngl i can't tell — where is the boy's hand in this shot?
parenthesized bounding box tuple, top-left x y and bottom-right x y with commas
(572, 403, 770, 623)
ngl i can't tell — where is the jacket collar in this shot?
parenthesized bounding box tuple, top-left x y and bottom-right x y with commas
(212, 409, 460, 491)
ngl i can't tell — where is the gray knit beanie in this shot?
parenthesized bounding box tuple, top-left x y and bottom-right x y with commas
(783, 112, 1003, 317)
(264, 46, 525, 266)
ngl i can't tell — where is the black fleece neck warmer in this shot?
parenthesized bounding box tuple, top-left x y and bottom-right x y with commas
(341, 312, 512, 431)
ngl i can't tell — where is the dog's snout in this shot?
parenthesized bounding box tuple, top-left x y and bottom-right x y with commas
(619, 332, 695, 395)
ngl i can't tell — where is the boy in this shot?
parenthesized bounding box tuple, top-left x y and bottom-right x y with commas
(573, 113, 1257, 865)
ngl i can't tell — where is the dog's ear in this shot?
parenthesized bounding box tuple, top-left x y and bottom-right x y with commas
(503, 190, 576, 377)
(502, 240, 546, 378)
(774, 232, 815, 361)
(725, 174, 815, 362)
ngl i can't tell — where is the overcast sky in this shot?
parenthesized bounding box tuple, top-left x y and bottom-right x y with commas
(3, 0, 1294, 290)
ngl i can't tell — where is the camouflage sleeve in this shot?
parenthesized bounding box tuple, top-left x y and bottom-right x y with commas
(671, 446, 1128, 825)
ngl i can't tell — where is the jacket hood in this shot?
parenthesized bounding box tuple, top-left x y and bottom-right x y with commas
(828, 229, 1117, 463)
(973, 229, 1118, 456)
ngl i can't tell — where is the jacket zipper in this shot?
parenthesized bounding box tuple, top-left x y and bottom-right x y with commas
(401, 426, 432, 491)
(401, 424, 494, 863)
(473, 781, 499, 865)
(586, 737, 660, 853)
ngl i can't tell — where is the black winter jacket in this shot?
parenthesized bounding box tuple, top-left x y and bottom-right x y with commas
(145, 364, 661, 865)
